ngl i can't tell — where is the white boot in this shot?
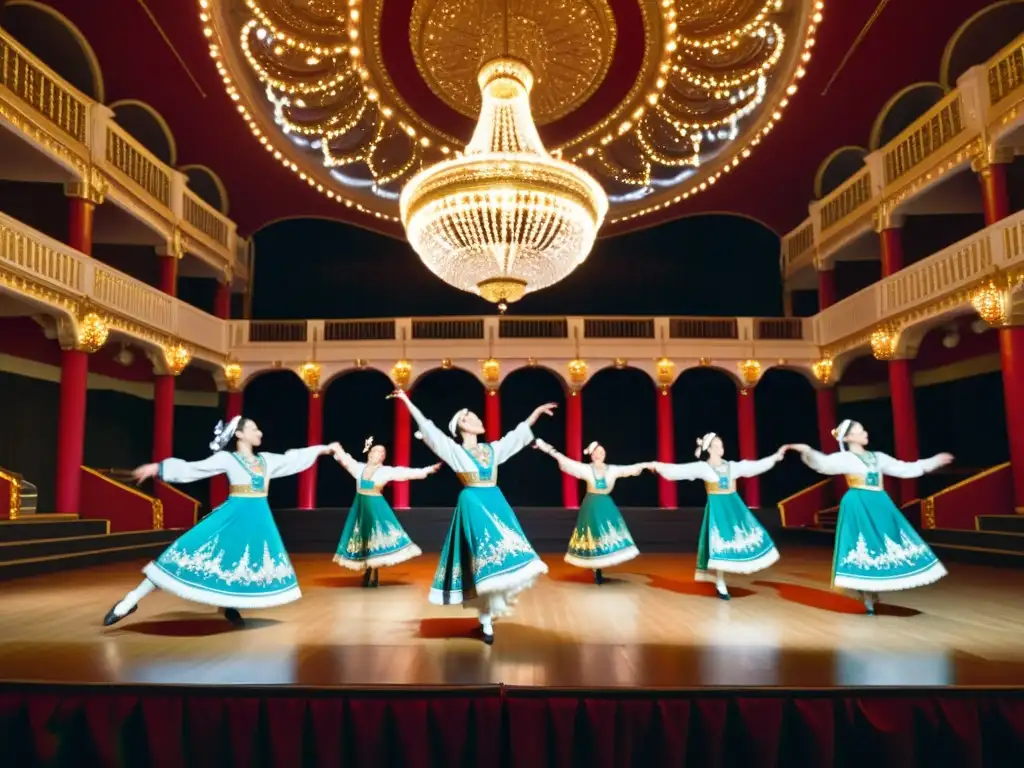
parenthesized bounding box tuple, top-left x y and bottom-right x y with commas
(104, 578, 156, 626)
(479, 612, 494, 644)
(715, 570, 730, 600)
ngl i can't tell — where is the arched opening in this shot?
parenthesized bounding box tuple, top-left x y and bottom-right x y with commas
(242, 370, 309, 508)
(110, 99, 177, 166)
(869, 83, 946, 151)
(940, 1, 1024, 89)
(496, 366, 567, 506)
(3, 1, 104, 101)
(407, 368, 484, 507)
(320, 368, 396, 508)
(182, 164, 230, 214)
(670, 367, 739, 507)
(814, 146, 868, 199)
(834, 354, 896, 455)
(754, 368, 818, 504)
(582, 367, 657, 507)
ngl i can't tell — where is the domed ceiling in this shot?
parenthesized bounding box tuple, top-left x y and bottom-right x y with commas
(203, 0, 820, 226)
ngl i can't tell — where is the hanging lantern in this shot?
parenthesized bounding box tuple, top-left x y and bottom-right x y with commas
(738, 359, 762, 388)
(392, 359, 412, 389)
(163, 343, 192, 376)
(870, 324, 899, 360)
(811, 357, 833, 385)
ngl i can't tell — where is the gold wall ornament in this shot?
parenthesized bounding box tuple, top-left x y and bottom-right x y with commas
(163, 343, 192, 376)
(869, 323, 900, 361)
(614, 358, 628, 369)
(970, 270, 1022, 328)
(399, 57, 608, 306)
(299, 361, 322, 393)
(568, 358, 587, 387)
(77, 312, 109, 353)
(409, 0, 617, 126)
(811, 357, 834, 385)
(738, 359, 762, 388)
(481, 357, 500, 387)
(392, 359, 412, 389)
(441, 358, 453, 370)
(223, 362, 243, 392)
(655, 356, 674, 388)
(64, 165, 108, 205)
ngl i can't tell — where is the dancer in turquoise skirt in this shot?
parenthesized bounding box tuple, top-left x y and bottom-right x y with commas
(533, 438, 654, 584)
(333, 435, 441, 586)
(103, 416, 341, 627)
(390, 388, 555, 644)
(654, 433, 786, 599)
(790, 420, 953, 614)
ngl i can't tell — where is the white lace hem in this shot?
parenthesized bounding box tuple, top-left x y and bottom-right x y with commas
(428, 557, 549, 607)
(833, 559, 948, 592)
(142, 562, 302, 609)
(564, 545, 640, 569)
(704, 546, 780, 575)
(333, 543, 422, 570)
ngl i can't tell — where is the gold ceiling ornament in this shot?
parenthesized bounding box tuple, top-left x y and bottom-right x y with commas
(409, 0, 616, 126)
(655, 356, 675, 389)
(392, 359, 413, 389)
(76, 312, 109, 354)
(481, 357, 501, 387)
(568, 358, 588, 387)
(299, 361, 323, 394)
(223, 361, 244, 392)
(811, 357, 833, 385)
(971, 269, 1022, 328)
(163, 343, 193, 376)
(738, 358, 762, 388)
(869, 323, 900, 361)
(400, 57, 608, 308)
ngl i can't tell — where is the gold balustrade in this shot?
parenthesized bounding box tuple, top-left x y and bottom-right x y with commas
(819, 168, 872, 233)
(105, 122, 171, 206)
(585, 317, 655, 339)
(92, 267, 175, 331)
(669, 317, 739, 339)
(324, 319, 397, 341)
(498, 317, 570, 339)
(183, 190, 229, 248)
(883, 90, 966, 187)
(988, 37, 1024, 108)
(784, 220, 815, 269)
(411, 318, 485, 340)
(0, 218, 83, 292)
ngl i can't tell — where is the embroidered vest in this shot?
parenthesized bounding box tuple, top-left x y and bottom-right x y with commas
(846, 452, 883, 491)
(704, 463, 736, 495)
(229, 453, 269, 497)
(456, 444, 497, 487)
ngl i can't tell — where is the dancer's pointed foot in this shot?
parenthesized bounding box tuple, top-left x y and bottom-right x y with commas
(480, 627, 494, 645)
(594, 568, 605, 585)
(717, 589, 731, 601)
(103, 603, 136, 627)
(371, 568, 380, 588)
(223, 608, 245, 627)
(362, 568, 372, 588)
(862, 592, 876, 615)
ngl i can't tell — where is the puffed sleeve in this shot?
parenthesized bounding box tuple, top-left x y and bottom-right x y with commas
(535, 439, 590, 480)
(159, 452, 231, 483)
(394, 390, 464, 468)
(874, 452, 946, 479)
(490, 421, 535, 465)
(608, 463, 650, 480)
(800, 449, 850, 476)
(730, 454, 782, 479)
(262, 446, 327, 479)
(374, 465, 437, 484)
(653, 461, 713, 482)
(336, 452, 363, 480)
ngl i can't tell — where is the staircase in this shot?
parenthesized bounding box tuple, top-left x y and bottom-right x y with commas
(920, 515, 1024, 567)
(0, 515, 177, 580)
(0, 465, 37, 517)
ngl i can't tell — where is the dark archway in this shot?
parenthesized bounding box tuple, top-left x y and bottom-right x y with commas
(869, 83, 946, 150)
(243, 370, 309, 508)
(940, 1, 1024, 88)
(582, 367, 657, 506)
(407, 368, 484, 506)
(182, 165, 229, 214)
(670, 367, 739, 507)
(754, 368, 818, 504)
(319, 368, 396, 507)
(814, 146, 868, 199)
(110, 100, 177, 166)
(496, 367, 566, 506)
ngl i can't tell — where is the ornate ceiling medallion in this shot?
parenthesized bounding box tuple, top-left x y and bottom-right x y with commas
(409, 0, 617, 126)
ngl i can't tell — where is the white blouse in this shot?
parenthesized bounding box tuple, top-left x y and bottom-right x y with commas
(158, 445, 327, 497)
(801, 449, 944, 490)
(653, 455, 781, 494)
(534, 439, 647, 494)
(395, 390, 534, 486)
(337, 452, 436, 495)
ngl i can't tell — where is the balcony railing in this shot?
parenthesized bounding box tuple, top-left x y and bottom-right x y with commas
(0, 27, 245, 278)
(783, 31, 1024, 276)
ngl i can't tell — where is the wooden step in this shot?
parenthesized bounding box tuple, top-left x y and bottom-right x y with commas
(0, 517, 108, 542)
(923, 528, 1024, 553)
(975, 515, 1024, 534)
(0, 541, 175, 580)
(927, 542, 1024, 568)
(0, 529, 178, 563)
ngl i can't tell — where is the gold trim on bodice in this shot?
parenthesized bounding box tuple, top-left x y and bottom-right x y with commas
(456, 472, 497, 488)
(229, 485, 268, 498)
(585, 486, 612, 495)
(705, 482, 737, 495)
(845, 475, 883, 491)
(357, 488, 383, 496)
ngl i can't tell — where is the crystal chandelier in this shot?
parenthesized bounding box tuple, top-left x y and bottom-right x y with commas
(400, 55, 608, 310)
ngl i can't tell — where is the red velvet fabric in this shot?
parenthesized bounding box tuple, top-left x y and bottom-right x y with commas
(156, 481, 199, 530)
(931, 464, 1013, 530)
(78, 469, 157, 533)
(2, 686, 1023, 767)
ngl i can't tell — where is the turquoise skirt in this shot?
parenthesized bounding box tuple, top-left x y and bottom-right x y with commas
(832, 488, 946, 592)
(695, 492, 779, 579)
(333, 493, 421, 570)
(429, 486, 548, 612)
(143, 495, 301, 609)
(565, 493, 639, 568)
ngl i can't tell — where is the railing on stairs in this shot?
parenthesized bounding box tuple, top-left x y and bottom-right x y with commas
(79, 467, 163, 533)
(777, 480, 837, 528)
(921, 463, 1013, 530)
(0, 466, 36, 519)
(156, 480, 201, 529)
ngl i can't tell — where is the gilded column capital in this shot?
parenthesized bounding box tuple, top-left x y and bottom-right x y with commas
(970, 145, 1015, 175)
(64, 166, 108, 205)
(159, 227, 187, 260)
(872, 200, 904, 233)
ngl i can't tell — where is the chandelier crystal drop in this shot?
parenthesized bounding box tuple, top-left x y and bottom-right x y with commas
(399, 57, 608, 307)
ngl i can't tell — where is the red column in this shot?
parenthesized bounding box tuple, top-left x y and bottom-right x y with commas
(210, 390, 244, 508)
(485, 388, 501, 442)
(563, 389, 582, 509)
(880, 228, 904, 277)
(67, 197, 94, 256)
(159, 256, 178, 297)
(978, 163, 1011, 226)
(392, 393, 412, 509)
(214, 281, 231, 319)
(1000, 327, 1024, 512)
(297, 390, 323, 510)
(817, 268, 836, 311)
(888, 359, 919, 503)
(152, 375, 175, 462)
(656, 387, 677, 508)
(54, 349, 89, 514)
(737, 387, 760, 508)
(814, 387, 837, 451)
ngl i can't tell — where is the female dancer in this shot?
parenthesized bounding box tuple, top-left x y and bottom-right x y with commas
(654, 433, 785, 599)
(534, 438, 653, 583)
(103, 416, 340, 627)
(789, 420, 952, 613)
(333, 436, 441, 586)
(390, 388, 554, 644)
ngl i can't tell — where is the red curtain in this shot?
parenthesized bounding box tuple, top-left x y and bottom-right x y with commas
(3, 686, 1024, 767)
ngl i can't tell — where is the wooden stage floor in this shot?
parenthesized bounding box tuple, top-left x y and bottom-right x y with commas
(3, 549, 1024, 690)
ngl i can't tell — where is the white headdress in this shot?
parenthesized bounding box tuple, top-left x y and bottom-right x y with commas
(448, 408, 469, 437)
(583, 441, 599, 456)
(363, 436, 374, 454)
(209, 415, 242, 452)
(832, 419, 853, 451)
(694, 432, 716, 458)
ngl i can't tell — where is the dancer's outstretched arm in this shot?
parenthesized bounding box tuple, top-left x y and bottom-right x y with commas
(335, 449, 362, 478)
(533, 438, 590, 480)
(731, 446, 788, 478)
(389, 389, 463, 466)
(133, 452, 232, 485)
(609, 461, 657, 479)
(491, 403, 557, 464)
(788, 444, 849, 475)
(875, 451, 953, 478)
(374, 463, 443, 484)
(652, 461, 715, 482)
(263, 443, 341, 479)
